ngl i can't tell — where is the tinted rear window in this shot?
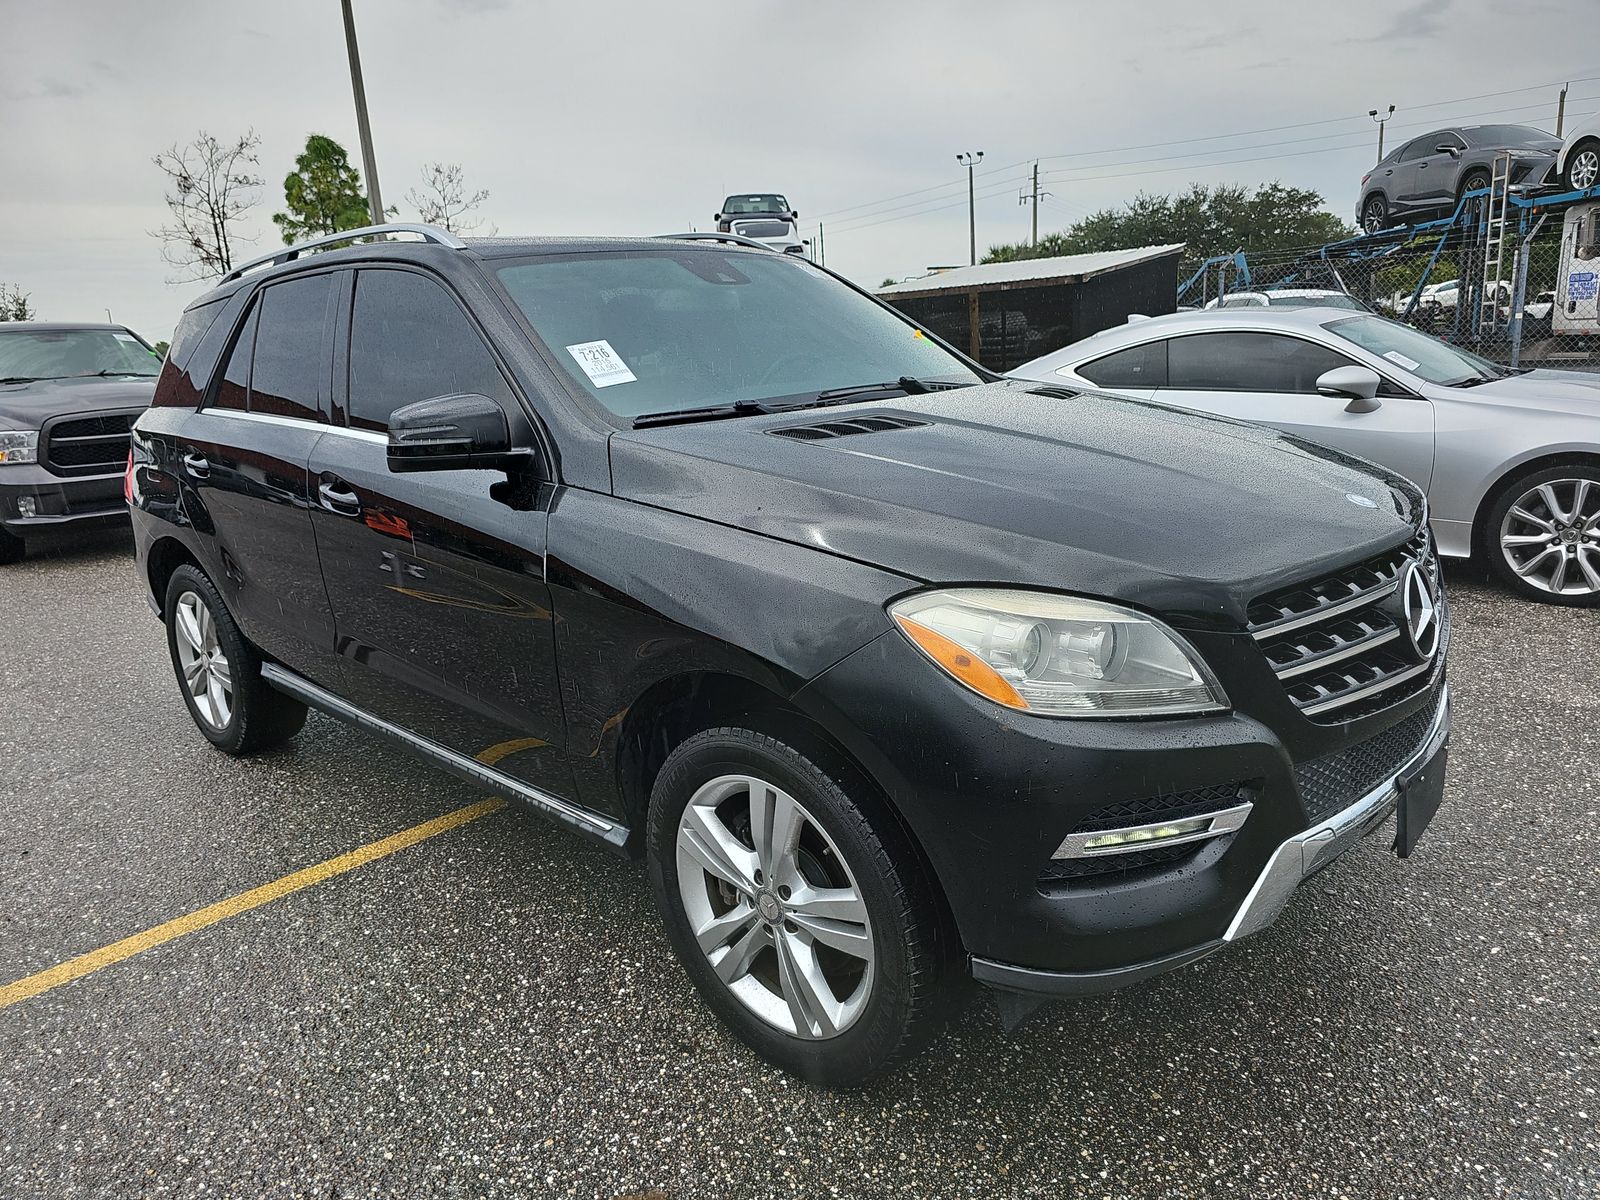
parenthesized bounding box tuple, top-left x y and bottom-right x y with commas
(167, 300, 227, 370)
(1078, 340, 1168, 388)
(1167, 332, 1355, 392)
(250, 274, 332, 421)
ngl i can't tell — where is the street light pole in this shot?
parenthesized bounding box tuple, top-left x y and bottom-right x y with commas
(956, 150, 983, 265)
(1369, 104, 1395, 163)
(341, 0, 385, 226)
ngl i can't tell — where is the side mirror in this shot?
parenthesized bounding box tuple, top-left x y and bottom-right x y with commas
(1435, 144, 1461, 158)
(1316, 366, 1384, 412)
(714, 212, 723, 221)
(386, 393, 528, 472)
(789, 210, 799, 219)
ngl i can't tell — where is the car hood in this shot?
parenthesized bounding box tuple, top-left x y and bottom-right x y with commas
(608, 382, 1420, 630)
(0, 376, 156, 428)
(1458, 368, 1600, 416)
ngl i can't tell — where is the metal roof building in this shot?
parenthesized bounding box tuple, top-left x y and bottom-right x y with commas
(877, 243, 1185, 371)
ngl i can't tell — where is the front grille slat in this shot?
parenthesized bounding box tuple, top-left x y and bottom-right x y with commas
(41, 410, 139, 475)
(1249, 528, 1440, 723)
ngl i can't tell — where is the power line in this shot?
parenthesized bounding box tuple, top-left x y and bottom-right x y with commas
(812, 74, 1596, 226)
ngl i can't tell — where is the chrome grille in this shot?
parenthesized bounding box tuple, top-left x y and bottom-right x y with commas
(1295, 684, 1445, 823)
(1250, 528, 1441, 722)
(41, 410, 140, 476)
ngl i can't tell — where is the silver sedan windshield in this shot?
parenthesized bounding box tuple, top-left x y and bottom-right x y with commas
(1324, 315, 1499, 387)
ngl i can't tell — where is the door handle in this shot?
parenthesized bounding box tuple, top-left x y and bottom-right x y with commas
(318, 478, 361, 516)
(182, 452, 210, 479)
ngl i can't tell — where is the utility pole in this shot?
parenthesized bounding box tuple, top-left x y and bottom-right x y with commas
(1369, 104, 1395, 163)
(817, 221, 825, 267)
(1018, 162, 1051, 248)
(1556, 82, 1569, 137)
(956, 151, 983, 265)
(341, 0, 385, 227)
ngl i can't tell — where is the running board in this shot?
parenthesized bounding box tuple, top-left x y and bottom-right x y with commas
(259, 662, 630, 852)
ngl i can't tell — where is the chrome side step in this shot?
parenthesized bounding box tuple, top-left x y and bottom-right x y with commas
(260, 662, 629, 852)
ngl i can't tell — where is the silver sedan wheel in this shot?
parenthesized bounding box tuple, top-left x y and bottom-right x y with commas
(174, 590, 234, 728)
(1499, 479, 1600, 596)
(1569, 147, 1599, 192)
(675, 774, 874, 1039)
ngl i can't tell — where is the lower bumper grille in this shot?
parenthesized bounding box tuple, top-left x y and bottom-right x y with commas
(1294, 683, 1446, 824)
(1041, 782, 1249, 887)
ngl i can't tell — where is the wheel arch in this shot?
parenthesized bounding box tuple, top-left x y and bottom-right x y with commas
(1471, 449, 1600, 556)
(146, 534, 204, 611)
(616, 667, 964, 954)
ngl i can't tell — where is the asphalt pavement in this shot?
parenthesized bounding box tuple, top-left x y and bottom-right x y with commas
(0, 526, 1595, 1199)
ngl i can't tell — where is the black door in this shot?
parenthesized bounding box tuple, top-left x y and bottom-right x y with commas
(176, 273, 338, 679)
(309, 266, 572, 797)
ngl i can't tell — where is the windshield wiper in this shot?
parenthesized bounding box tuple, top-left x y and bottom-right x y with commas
(0, 376, 40, 384)
(632, 399, 776, 429)
(1450, 376, 1495, 388)
(76, 369, 158, 379)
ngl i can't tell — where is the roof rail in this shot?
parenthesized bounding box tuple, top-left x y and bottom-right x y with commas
(654, 232, 778, 252)
(221, 223, 468, 283)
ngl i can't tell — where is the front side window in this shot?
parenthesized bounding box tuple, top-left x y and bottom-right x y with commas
(1077, 340, 1167, 388)
(250, 274, 332, 421)
(1325, 314, 1499, 386)
(0, 328, 160, 383)
(1166, 332, 1358, 393)
(494, 250, 981, 421)
(348, 269, 513, 433)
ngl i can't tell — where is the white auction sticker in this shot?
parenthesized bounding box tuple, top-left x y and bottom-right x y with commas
(113, 332, 138, 343)
(565, 340, 637, 388)
(1383, 350, 1421, 371)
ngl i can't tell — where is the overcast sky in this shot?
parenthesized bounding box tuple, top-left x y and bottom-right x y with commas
(2, 0, 1597, 341)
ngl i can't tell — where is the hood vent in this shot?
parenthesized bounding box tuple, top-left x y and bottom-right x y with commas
(770, 414, 928, 442)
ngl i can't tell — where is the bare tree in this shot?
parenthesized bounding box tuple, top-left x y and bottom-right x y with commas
(151, 130, 264, 281)
(0, 284, 35, 321)
(406, 163, 493, 234)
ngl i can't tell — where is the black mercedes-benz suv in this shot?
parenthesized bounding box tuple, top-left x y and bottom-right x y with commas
(1, 322, 161, 562)
(129, 224, 1451, 1084)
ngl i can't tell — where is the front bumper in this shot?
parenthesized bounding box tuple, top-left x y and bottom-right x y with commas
(972, 684, 1450, 996)
(0, 463, 128, 534)
(795, 619, 1451, 989)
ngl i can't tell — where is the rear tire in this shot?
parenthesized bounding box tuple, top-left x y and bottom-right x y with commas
(646, 726, 946, 1086)
(1361, 193, 1389, 233)
(0, 527, 22, 565)
(1484, 464, 1600, 606)
(163, 564, 307, 753)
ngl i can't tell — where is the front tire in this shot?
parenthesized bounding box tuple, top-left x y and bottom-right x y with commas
(164, 564, 307, 753)
(646, 726, 945, 1085)
(1564, 139, 1599, 192)
(1485, 465, 1600, 605)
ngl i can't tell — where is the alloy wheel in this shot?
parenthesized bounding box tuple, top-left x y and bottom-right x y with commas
(674, 774, 874, 1039)
(1362, 198, 1386, 233)
(1499, 479, 1600, 596)
(1570, 148, 1599, 192)
(174, 590, 234, 728)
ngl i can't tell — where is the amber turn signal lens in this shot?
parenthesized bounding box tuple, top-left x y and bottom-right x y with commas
(893, 614, 1028, 710)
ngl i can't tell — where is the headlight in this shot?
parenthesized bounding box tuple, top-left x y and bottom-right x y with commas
(0, 430, 38, 465)
(889, 588, 1227, 718)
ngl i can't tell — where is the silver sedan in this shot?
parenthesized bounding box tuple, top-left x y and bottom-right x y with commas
(1011, 308, 1600, 605)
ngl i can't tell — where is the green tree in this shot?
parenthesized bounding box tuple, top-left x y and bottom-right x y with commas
(0, 284, 35, 321)
(984, 183, 1355, 275)
(272, 134, 375, 244)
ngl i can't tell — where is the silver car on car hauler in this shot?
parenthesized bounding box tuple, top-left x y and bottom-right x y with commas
(1012, 308, 1600, 605)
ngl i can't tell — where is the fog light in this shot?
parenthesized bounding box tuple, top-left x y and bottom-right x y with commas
(16, 494, 36, 518)
(1082, 815, 1211, 851)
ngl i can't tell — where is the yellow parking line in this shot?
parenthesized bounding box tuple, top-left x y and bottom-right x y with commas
(0, 735, 536, 1011)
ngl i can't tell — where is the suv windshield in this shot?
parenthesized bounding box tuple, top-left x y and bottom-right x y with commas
(495, 250, 981, 420)
(722, 194, 788, 215)
(1325, 314, 1500, 386)
(0, 328, 160, 382)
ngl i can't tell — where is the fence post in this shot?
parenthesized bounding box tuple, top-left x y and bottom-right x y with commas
(1508, 236, 1531, 368)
